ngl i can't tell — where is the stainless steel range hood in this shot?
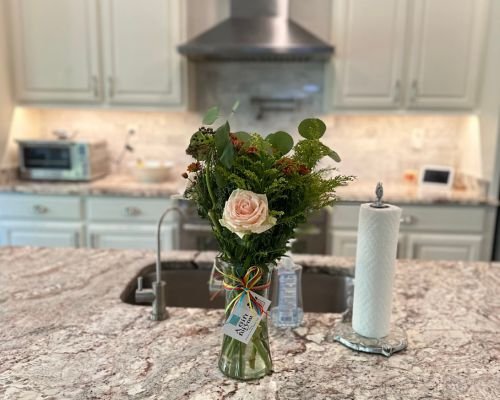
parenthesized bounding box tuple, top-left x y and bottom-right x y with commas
(178, 0, 334, 61)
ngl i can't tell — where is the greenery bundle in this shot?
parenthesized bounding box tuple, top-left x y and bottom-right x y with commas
(183, 104, 354, 273)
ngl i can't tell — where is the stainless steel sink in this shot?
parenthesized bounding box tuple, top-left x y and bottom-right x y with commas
(121, 261, 353, 314)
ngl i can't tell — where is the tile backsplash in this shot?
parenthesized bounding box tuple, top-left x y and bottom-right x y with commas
(191, 62, 326, 133)
(30, 108, 481, 185)
(320, 114, 480, 184)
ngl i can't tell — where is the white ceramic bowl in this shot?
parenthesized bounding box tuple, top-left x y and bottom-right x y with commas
(129, 160, 174, 183)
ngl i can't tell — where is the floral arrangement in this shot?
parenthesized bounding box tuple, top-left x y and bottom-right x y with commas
(183, 104, 353, 271)
(182, 104, 353, 380)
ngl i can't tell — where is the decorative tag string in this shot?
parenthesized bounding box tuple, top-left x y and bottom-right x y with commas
(214, 265, 271, 316)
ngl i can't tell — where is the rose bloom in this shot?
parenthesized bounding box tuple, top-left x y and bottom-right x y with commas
(219, 189, 276, 238)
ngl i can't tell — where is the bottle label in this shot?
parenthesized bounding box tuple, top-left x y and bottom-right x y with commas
(222, 291, 271, 344)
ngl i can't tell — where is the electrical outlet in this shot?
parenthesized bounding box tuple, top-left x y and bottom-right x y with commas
(411, 128, 424, 150)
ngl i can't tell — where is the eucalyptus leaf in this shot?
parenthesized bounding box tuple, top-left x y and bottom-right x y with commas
(202, 106, 219, 125)
(214, 122, 230, 154)
(233, 131, 252, 144)
(232, 100, 240, 113)
(266, 131, 294, 155)
(298, 118, 327, 139)
(220, 142, 235, 169)
(327, 149, 341, 162)
(319, 142, 341, 162)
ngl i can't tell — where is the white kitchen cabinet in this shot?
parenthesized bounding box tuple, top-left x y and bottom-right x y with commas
(85, 196, 179, 251)
(0, 221, 84, 247)
(332, 0, 490, 110)
(8, 0, 184, 107)
(0, 193, 84, 247)
(9, 0, 100, 103)
(333, 0, 407, 108)
(0, 194, 82, 220)
(406, 0, 489, 109)
(87, 223, 177, 251)
(100, 0, 183, 106)
(86, 196, 175, 223)
(329, 203, 490, 261)
(0, 193, 179, 250)
(405, 233, 482, 261)
(86, 196, 179, 251)
(329, 229, 358, 257)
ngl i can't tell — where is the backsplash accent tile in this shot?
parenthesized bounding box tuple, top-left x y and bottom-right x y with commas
(191, 61, 326, 133)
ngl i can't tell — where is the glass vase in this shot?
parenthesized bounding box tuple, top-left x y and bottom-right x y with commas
(216, 256, 273, 380)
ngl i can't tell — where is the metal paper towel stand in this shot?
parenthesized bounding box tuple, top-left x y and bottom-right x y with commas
(332, 182, 408, 357)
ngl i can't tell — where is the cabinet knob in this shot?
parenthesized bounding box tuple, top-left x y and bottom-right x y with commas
(125, 206, 141, 217)
(400, 215, 417, 225)
(393, 79, 401, 103)
(410, 80, 418, 103)
(108, 77, 115, 98)
(91, 75, 99, 98)
(33, 204, 49, 214)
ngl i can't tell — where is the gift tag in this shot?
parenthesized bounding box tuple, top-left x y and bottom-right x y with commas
(222, 291, 271, 344)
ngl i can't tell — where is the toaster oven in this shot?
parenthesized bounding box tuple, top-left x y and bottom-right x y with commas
(17, 139, 109, 181)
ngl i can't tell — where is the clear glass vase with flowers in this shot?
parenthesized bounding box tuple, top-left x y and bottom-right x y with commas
(183, 104, 353, 380)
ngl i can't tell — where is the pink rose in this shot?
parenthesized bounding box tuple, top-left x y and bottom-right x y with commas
(219, 189, 276, 238)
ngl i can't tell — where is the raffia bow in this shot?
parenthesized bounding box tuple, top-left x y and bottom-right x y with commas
(214, 265, 271, 316)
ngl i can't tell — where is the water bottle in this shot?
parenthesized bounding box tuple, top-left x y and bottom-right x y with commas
(270, 253, 304, 328)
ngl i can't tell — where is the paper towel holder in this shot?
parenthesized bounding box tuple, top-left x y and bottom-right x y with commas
(370, 182, 389, 209)
(332, 321, 408, 357)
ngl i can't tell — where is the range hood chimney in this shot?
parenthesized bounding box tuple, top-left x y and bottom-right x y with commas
(178, 0, 334, 61)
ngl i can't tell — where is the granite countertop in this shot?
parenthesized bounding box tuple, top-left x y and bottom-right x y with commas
(0, 173, 185, 198)
(0, 169, 497, 205)
(335, 181, 498, 206)
(1, 248, 499, 399)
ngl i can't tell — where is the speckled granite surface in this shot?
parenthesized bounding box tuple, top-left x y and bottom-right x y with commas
(1, 248, 499, 399)
(0, 168, 17, 186)
(0, 172, 496, 205)
(0, 173, 185, 198)
(335, 181, 498, 206)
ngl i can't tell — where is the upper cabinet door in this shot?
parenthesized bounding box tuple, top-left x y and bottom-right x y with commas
(9, 0, 100, 103)
(101, 0, 184, 106)
(406, 0, 489, 109)
(333, 0, 408, 109)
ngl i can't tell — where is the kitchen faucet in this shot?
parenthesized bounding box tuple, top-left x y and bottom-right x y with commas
(135, 206, 184, 321)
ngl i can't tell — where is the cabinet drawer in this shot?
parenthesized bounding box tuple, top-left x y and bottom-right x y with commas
(88, 223, 177, 251)
(0, 194, 82, 220)
(399, 206, 486, 233)
(87, 197, 176, 223)
(331, 204, 486, 233)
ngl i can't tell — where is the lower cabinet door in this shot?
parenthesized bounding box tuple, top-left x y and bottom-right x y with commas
(88, 223, 177, 251)
(406, 233, 482, 261)
(0, 222, 83, 248)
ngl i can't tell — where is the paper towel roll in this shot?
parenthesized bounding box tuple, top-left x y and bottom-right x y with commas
(352, 203, 402, 338)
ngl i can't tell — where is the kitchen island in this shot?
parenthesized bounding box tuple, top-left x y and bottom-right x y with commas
(0, 247, 499, 399)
